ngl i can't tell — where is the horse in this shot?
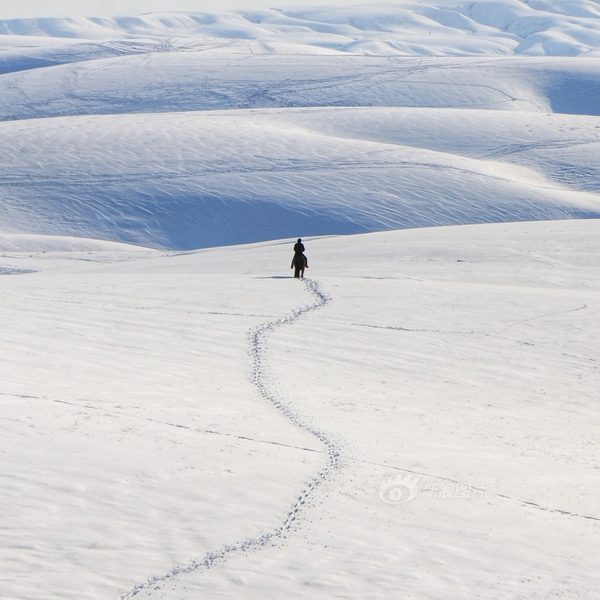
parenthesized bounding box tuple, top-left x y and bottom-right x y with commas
(291, 253, 308, 279)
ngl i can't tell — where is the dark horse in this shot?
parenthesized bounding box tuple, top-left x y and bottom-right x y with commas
(291, 253, 308, 279)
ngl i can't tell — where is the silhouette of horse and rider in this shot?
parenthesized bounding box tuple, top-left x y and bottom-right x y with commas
(291, 238, 308, 279)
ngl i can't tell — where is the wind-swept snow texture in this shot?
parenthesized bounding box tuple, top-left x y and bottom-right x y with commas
(2, 1, 600, 249)
(1, 220, 600, 600)
(2, 3, 600, 599)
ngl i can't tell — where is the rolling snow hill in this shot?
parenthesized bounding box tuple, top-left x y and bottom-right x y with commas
(2, 105, 600, 249)
(2, 0, 600, 55)
(1, 1, 600, 248)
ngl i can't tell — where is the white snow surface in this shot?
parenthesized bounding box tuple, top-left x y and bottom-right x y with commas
(2, 2, 600, 599)
(3, 1, 600, 56)
(1, 220, 600, 600)
(2, 2, 600, 248)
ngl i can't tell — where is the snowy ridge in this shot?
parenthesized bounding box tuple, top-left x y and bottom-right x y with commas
(2, 1, 600, 56)
(2, 2, 600, 248)
(2, 105, 600, 249)
(119, 277, 339, 599)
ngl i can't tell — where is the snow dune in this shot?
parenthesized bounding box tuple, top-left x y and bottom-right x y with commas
(1, 104, 600, 248)
(4, 48, 600, 120)
(2, 53, 600, 247)
(2, 0, 600, 56)
(2, 3, 600, 248)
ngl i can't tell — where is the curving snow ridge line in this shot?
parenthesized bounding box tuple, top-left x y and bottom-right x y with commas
(118, 277, 340, 600)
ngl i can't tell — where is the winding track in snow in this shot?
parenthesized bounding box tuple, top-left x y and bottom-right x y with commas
(117, 277, 341, 599)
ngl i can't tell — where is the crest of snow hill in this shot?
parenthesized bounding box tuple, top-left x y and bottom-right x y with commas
(1, 0, 600, 249)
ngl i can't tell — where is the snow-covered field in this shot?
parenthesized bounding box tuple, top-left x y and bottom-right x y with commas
(2, 221, 600, 600)
(1, 1, 600, 599)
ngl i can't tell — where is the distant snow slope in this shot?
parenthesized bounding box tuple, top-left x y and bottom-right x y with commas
(2, 1, 600, 56)
(1, 106, 599, 249)
(4, 49, 600, 120)
(1, 1, 600, 249)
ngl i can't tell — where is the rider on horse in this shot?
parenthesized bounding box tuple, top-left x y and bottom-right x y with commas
(291, 238, 308, 278)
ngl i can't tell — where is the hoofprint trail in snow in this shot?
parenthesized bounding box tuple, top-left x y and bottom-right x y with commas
(118, 277, 339, 599)
(2, 1, 600, 598)
(1, 220, 600, 600)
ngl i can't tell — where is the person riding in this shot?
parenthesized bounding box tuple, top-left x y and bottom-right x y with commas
(291, 238, 308, 278)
